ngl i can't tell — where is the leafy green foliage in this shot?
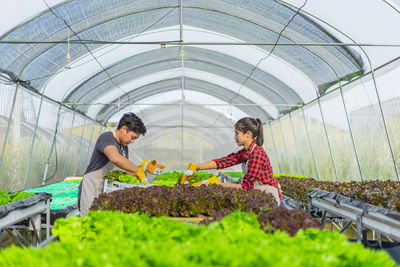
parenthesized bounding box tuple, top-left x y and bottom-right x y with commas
(150, 170, 182, 186)
(91, 184, 320, 235)
(104, 171, 215, 187)
(0, 189, 35, 206)
(277, 176, 400, 211)
(0, 211, 395, 266)
(203, 206, 321, 237)
(189, 171, 213, 184)
(25, 181, 80, 210)
(151, 171, 213, 186)
(257, 206, 321, 236)
(273, 173, 308, 179)
(103, 171, 146, 185)
(92, 184, 277, 217)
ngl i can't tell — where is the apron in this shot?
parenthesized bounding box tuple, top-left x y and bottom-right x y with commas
(79, 161, 119, 217)
(241, 144, 281, 205)
(79, 135, 126, 217)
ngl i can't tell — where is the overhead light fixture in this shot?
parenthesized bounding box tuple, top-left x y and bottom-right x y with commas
(161, 43, 166, 48)
(65, 29, 71, 69)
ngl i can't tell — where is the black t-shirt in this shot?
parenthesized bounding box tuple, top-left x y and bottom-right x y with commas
(84, 132, 129, 175)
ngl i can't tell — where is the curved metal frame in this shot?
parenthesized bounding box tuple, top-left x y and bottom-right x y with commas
(3, 0, 396, 185)
(2, 1, 362, 105)
(95, 77, 272, 123)
(62, 46, 301, 108)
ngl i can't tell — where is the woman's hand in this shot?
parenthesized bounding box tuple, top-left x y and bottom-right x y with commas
(184, 170, 195, 176)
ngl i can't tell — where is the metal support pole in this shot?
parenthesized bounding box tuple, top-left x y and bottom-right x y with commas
(317, 98, 339, 181)
(61, 110, 76, 179)
(302, 107, 320, 180)
(279, 0, 398, 180)
(289, 113, 305, 175)
(268, 123, 281, 174)
(4, 40, 400, 46)
(179, 0, 184, 169)
(321, 210, 327, 229)
(84, 123, 96, 168)
(5, 229, 28, 246)
(278, 118, 292, 173)
(46, 199, 50, 239)
(369, 64, 400, 180)
(339, 87, 364, 181)
(23, 93, 45, 188)
(42, 104, 62, 185)
(179, 0, 183, 42)
(339, 220, 353, 234)
(356, 214, 363, 241)
(180, 85, 184, 169)
(0, 84, 19, 171)
(73, 117, 86, 176)
(98, 124, 104, 139)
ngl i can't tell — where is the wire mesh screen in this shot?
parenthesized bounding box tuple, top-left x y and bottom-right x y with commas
(0, 85, 101, 191)
(279, 116, 304, 176)
(0, 84, 15, 151)
(264, 124, 281, 174)
(1, 0, 400, 187)
(269, 58, 400, 181)
(0, 84, 17, 190)
(318, 89, 361, 181)
(289, 110, 318, 179)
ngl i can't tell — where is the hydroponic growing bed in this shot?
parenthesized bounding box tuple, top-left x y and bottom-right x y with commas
(0, 204, 396, 266)
(0, 192, 52, 246)
(276, 175, 400, 243)
(25, 181, 80, 223)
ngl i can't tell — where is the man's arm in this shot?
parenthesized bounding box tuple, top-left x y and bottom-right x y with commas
(104, 145, 140, 173)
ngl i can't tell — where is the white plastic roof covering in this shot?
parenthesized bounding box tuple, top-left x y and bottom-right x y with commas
(1, 0, 399, 133)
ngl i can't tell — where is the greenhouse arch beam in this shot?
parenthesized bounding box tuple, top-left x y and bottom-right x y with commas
(95, 77, 271, 123)
(82, 69, 279, 120)
(138, 129, 226, 150)
(62, 47, 301, 114)
(0, 1, 362, 101)
(140, 104, 235, 127)
(110, 103, 236, 147)
(137, 128, 231, 154)
(46, 28, 316, 105)
(142, 110, 233, 138)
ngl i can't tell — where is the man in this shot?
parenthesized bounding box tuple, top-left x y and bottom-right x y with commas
(78, 112, 146, 216)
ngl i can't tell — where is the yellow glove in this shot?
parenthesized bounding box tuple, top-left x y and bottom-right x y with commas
(148, 161, 166, 175)
(141, 160, 166, 175)
(136, 167, 146, 180)
(192, 176, 221, 186)
(181, 163, 199, 184)
(136, 160, 166, 184)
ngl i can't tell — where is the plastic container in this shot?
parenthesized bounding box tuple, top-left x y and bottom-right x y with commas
(103, 179, 156, 193)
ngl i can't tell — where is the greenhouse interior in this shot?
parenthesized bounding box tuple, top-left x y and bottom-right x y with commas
(1, 0, 400, 265)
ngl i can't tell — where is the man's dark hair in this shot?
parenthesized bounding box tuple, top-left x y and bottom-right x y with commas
(117, 112, 147, 135)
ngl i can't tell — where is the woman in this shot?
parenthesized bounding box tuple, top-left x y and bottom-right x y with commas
(185, 117, 282, 204)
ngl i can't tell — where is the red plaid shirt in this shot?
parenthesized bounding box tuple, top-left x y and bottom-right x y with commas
(213, 141, 282, 199)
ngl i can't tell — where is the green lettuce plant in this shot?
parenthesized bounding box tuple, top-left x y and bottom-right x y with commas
(0, 210, 395, 266)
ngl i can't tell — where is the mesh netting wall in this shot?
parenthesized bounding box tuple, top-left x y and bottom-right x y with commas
(268, 58, 400, 181)
(0, 84, 103, 191)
